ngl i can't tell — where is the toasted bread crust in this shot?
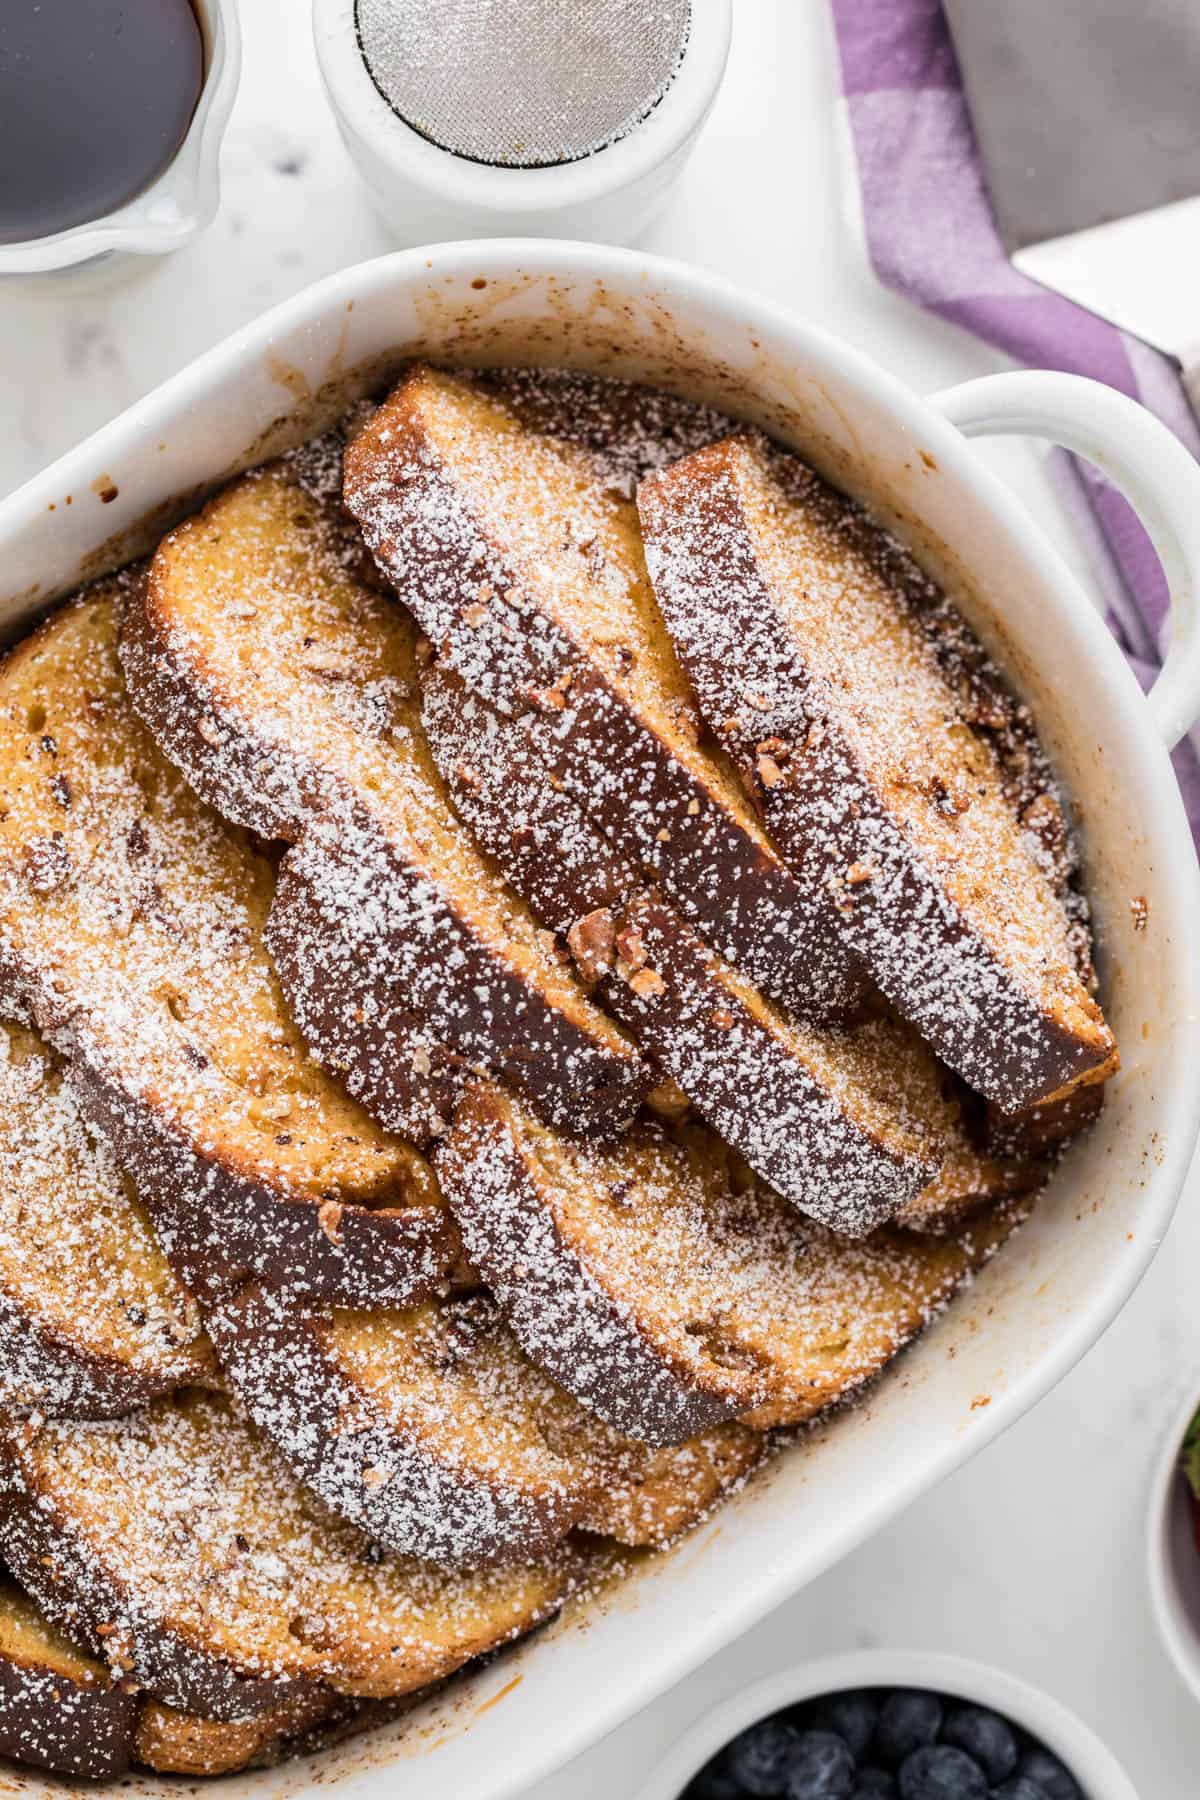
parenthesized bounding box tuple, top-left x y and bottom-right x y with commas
(0, 1574, 375, 1779)
(0, 1293, 209, 1422)
(0, 1439, 307, 1722)
(344, 366, 864, 1024)
(0, 1393, 575, 1717)
(265, 872, 464, 1143)
(270, 808, 648, 1142)
(206, 1289, 588, 1568)
(437, 1084, 1021, 1444)
(210, 1281, 760, 1562)
(67, 1030, 460, 1310)
(422, 666, 1041, 1236)
(123, 466, 650, 1141)
(0, 1578, 139, 1778)
(0, 591, 457, 1310)
(437, 1090, 746, 1444)
(0, 1017, 215, 1416)
(638, 438, 1118, 1111)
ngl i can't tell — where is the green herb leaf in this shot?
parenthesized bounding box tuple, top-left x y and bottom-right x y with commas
(1181, 1406, 1200, 1499)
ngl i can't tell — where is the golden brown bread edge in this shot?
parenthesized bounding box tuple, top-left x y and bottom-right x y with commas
(422, 663, 1044, 1236)
(0, 1021, 216, 1417)
(342, 363, 866, 1026)
(205, 1289, 590, 1569)
(435, 1081, 1028, 1444)
(636, 436, 1118, 1114)
(206, 1284, 764, 1566)
(120, 464, 650, 1144)
(0, 1391, 576, 1722)
(0, 1577, 366, 1779)
(0, 590, 458, 1311)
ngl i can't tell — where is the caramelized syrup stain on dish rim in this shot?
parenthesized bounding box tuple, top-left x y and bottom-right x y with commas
(0, 0, 204, 246)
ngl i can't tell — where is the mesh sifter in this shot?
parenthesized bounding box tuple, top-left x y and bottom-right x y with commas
(354, 0, 692, 169)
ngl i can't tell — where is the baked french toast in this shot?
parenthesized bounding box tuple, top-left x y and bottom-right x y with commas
(343, 364, 865, 1025)
(0, 359, 1114, 1784)
(423, 664, 1040, 1235)
(123, 464, 650, 1142)
(0, 590, 456, 1309)
(0, 1577, 356, 1778)
(0, 1575, 139, 1778)
(0, 1390, 575, 1719)
(437, 1083, 1026, 1443)
(0, 1018, 213, 1416)
(637, 437, 1118, 1113)
(209, 1285, 762, 1564)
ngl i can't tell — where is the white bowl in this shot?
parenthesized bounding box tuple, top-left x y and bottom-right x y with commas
(0, 0, 241, 279)
(1, 241, 1199, 1798)
(1148, 1376, 1200, 1705)
(635, 1652, 1139, 1799)
(313, 0, 732, 245)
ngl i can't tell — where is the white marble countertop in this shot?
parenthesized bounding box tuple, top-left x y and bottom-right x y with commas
(3, 3, 1198, 1794)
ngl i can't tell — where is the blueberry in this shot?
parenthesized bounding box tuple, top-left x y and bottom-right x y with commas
(874, 1692, 944, 1767)
(941, 1706, 1018, 1783)
(783, 1730, 856, 1799)
(805, 1690, 879, 1760)
(726, 1718, 803, 1795)
(851, 1773, 898, 1798)
(1015, 1748, 1081, 1800)
(685, 1753, 742, 1799)
(992, 1780, 1050, 1800)
(897, 1744, 987, 1800)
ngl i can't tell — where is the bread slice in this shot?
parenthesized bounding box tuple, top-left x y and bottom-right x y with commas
(0, 1018, 214, 1417)
(436, 1083, 1025, 1443)
(0, 1390, 575, 1721)
(134, 1689, 355, 1778)
(208, 1284, 762, 1565)
(0, 1574, 139, 1778)
(637, 437, 1118, 1112)
(343, 364, 864, 1025)
(0, 588, 458, 1309)
(122, 464, 650, 1142)
(0, 1575, 353, 1778)
(423, 665, 1040, 1234)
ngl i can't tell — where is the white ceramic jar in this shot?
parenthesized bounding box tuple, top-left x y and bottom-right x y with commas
(313, 0, 732, 245)
(0, 0, 241, 281)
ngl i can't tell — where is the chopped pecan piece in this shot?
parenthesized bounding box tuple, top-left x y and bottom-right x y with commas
(614, 925, 647, 974)
(567, 907, 616, 983)
(317, 1201, 344, 1247)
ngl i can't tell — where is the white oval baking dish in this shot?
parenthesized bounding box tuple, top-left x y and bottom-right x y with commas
(2, 241, 1199, 1800)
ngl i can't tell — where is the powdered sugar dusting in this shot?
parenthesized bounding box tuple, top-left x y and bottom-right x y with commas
(343, 365, 865, 1022)
(637, 437, 1117, 1111)
(437, 1086, 1022, 1443)
(0, 1391, 574, 1711)
(0, 1020, 211, 1415)
(0, 587, 452, 1306)
(124, 461, 648, 1139)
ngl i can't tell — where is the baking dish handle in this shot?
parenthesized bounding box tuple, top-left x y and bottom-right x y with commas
(930, 370, 1200, 749)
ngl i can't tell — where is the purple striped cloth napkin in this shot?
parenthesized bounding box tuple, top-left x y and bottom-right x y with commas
(830, 0, 1200, 832)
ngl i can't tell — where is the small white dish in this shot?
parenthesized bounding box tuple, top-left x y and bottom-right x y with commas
(635, 1651, 1138, 1800)
(313, 0, 732, 245)
(1148, 1377, 1200, 1705)
(0, 0, 241, 280)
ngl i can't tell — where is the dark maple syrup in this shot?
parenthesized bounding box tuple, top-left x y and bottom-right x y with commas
(0, 0, 204, 245)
